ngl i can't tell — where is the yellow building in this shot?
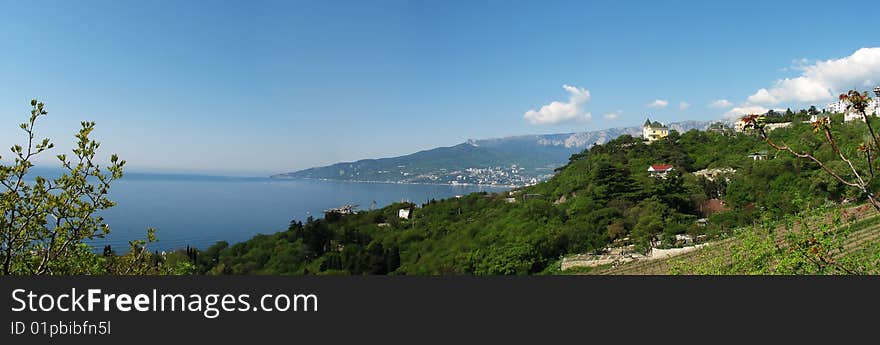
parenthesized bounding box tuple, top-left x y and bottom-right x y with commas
(642, 118, 669, 142)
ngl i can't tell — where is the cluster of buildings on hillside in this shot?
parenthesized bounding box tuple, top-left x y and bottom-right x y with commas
(324, 204, 358, 215)
(636, 90, 880, 182)
(560, 233, 710, 270)
(446, 165, 547, 186)
(392, 165, 550, 187)
(824, 87, 880, 122)
(732, 114, 797, 133)
(730, 88, 880, 133)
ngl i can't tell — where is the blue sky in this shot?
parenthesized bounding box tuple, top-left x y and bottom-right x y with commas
(1, 1, 878, 175)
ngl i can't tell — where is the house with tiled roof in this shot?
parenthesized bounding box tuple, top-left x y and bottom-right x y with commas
(648, 164, 674, 178)
(642, 118, 669, 143)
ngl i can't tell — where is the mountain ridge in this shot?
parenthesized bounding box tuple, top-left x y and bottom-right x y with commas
(273, 120, 713, 185)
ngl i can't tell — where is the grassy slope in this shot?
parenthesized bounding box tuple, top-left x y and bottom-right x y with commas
(590, 204, 880, 275)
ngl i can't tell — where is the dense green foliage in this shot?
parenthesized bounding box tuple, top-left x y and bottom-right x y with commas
(198, 115, 880, 275)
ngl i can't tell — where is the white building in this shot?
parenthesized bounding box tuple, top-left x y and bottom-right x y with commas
(398, 208, 411, 219)
(748, 151, 769, 161)
(764, 122, 792, 131)
(648, 164, 674, 178)
(872, 98, 880, 117)
(824, 100, 847, 114)
(675, 234, 694, 245)
(734, 114, 759, 133)
(825, 98, 880, 122)
(845, 105, 864, 122)
(642, 118, 669, 142)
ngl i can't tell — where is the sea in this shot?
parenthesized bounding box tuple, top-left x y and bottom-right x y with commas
(81, 173, 509, 251)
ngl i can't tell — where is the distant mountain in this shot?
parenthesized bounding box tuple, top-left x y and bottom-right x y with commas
(273, 120, 712, 185)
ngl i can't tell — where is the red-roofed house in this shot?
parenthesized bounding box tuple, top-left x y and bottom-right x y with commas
(648, 164, 674, 178)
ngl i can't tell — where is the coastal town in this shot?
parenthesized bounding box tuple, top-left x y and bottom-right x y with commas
(399, 165, 551, 187)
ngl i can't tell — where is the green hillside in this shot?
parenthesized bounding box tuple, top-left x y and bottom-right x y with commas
(192, 113, 880, 275)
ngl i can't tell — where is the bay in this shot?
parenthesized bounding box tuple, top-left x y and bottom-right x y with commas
(95, 174, 507, 251)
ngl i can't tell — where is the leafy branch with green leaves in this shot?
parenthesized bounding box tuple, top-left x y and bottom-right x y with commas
(1, 99, 157, 275)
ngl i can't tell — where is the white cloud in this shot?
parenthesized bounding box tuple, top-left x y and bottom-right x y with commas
(724, 105, 769, 119)
(790, 58, 811, 71)
(603, 110, 622, 120)
(648, 99, 669, 108)
(679, 102, 691, 110)
(709, 99, 733, 108)
(723, 104, 787, 119)
(524, 85, 592, 125)
(746, 47, 880, 105)
(780, 58, 812, 72)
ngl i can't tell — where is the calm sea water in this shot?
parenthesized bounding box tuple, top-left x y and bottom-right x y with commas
(91, 174, 506, 251)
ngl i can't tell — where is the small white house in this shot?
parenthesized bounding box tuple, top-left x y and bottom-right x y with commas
(675, 234, 694, 244)
(398, 208, 412, 220)
(747, 151, 769, 161)
(648, 164, 674, 178)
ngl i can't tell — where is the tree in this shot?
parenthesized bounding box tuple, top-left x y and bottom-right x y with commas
(589, 158, 636, 202)
(646, 170, 692, 213)
(626, 199, 670, 252)
(606, 219, 626, 241)
(1, 99, 153, 275)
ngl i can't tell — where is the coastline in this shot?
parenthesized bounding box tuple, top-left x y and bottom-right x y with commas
(269, 176, 524, 189)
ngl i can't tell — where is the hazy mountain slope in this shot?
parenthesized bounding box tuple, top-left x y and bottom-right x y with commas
(273, 120, 711, 185)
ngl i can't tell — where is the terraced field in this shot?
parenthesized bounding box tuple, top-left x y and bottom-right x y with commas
(589, 205, 880, 275)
